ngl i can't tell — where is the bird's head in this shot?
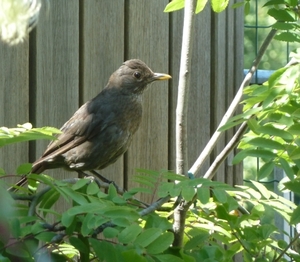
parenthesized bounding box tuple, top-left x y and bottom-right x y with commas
(108, 59, 171, 95)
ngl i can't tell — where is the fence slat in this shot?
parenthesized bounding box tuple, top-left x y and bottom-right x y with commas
(82, 0, 125, 187)
(34, 1, 79, 195)
(0, 43, 29, 180)
(125, 0, 170, 202)
(0, 1, 244, 202)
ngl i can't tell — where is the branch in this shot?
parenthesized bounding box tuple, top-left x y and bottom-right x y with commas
(174, 0, 197, 248)
(274, 232, 300, 262)
(176, 0, 196, 176)
(189, 28, 278, 178)
(203, 121, 247, 179)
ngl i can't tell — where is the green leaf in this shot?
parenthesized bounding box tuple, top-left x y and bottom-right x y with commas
(69, 236, 90, 254)
(258, 162, 275, 180)
(232, 149, 277, 165)
(67, 203, 106, 216)
(267, 8, 296, 22)
(251, 180, 271, 199)
(231, 2, 245, 9)
(196, 0, 208, 13)
(87, 181, 99, 195)
(61, 212, 75, 227)
(39, 188, 60, 216)
(212, 189, 227, 203)
(211, 0, 229, 12)
(146, 232, 174, 255)
(154, 254, 184, 262)
(279, 158, 294, 180)
(81, 213, 94, 236)
(89, 239, 122, 261)
(257, 125, 293, 142)
(291, 206, 300, 224)
(16, 163, 32, 175)
(263, 0, 286, 6)
(122, 250, 148, 262)
(103, 207, 140, 221)
(218, 119, 245, 132)
(118, 223, 142, 244)
(111, 217, 131, 227)
(103, 227, 119, 239)
(247, 137, 285, 150)
(247, 118, 261, 134)
(134, 228, 162, 247)
(59, 187, 88, 205)
(288, 123, 300, 135)
(275, 32, 300, 43)
(108, 183, 118, 199)
(289, 147, 300, 160)
(197, 186, 210, 204)
(0, 254, 10, 262)
(182, 186, 196, 201)
(244, 1, 250, 15)
(35, 232, 57, 242)
(71, 178, 89, 190)
(164, 0, 184, 12)
(284, 180, 300, 194)
(185, 232, 210, 250)
(268, 67, 289, 88)
(272, 21, 295, 30)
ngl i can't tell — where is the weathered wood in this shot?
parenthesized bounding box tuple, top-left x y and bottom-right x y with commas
(34, 1, 79, 189)
(0, 43, 29, 181)
(211, 12, 227, 183)
(233, 3, 245, 188)
(82, 0, 125, 188)
(0, 1, 244, 199)
(126, 0, 170, 202)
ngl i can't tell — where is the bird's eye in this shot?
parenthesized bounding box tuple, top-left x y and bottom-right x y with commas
(134, 72, 141, 79)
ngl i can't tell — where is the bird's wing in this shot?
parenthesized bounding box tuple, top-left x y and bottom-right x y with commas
(39, 100, 109, 159)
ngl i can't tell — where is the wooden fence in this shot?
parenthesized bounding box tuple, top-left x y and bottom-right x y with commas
(0, 0, 244, 203)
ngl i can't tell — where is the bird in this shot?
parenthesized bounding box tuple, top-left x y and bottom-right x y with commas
(11, 59, 171, 190)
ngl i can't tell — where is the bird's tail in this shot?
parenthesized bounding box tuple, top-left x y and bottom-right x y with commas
(7, 162, 45, 192)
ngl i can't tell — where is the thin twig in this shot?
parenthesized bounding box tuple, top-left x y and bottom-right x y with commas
(274, 232, 300, 262)
(189, 28, 278, 177)
(203, 121, 247, 179)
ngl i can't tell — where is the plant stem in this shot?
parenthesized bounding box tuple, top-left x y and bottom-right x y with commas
(176, 0, 196, 177)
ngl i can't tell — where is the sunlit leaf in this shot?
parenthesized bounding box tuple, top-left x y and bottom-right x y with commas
(251, 180, 271, 199)
(291, 206, 300, 224)
(211, 0, 229, 12)
(146, 232, 174, 255)
(164, 0, 184, 13)
(247, 137, 285, 150)
(118, 224, 142, 244)
(268, 8, 297, 22)
(196, 0, 208, 13)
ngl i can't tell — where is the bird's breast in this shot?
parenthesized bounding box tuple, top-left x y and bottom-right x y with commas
(117, 97, 143, 135)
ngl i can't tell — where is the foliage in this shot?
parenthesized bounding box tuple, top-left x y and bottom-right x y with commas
(1, 168, 300, 261)
(0, 123, 61, 147)
(220, 48, 300, 181)
(1, 1, 300, 262)
(164, 0, 229, 14)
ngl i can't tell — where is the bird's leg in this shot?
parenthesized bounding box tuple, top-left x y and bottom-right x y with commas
(77, 170, 90, 179)
(89, 170, 112, 184)
(90, 170, 124, 194)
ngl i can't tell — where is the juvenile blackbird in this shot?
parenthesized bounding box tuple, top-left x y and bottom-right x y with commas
(13, 59, 171, 189)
